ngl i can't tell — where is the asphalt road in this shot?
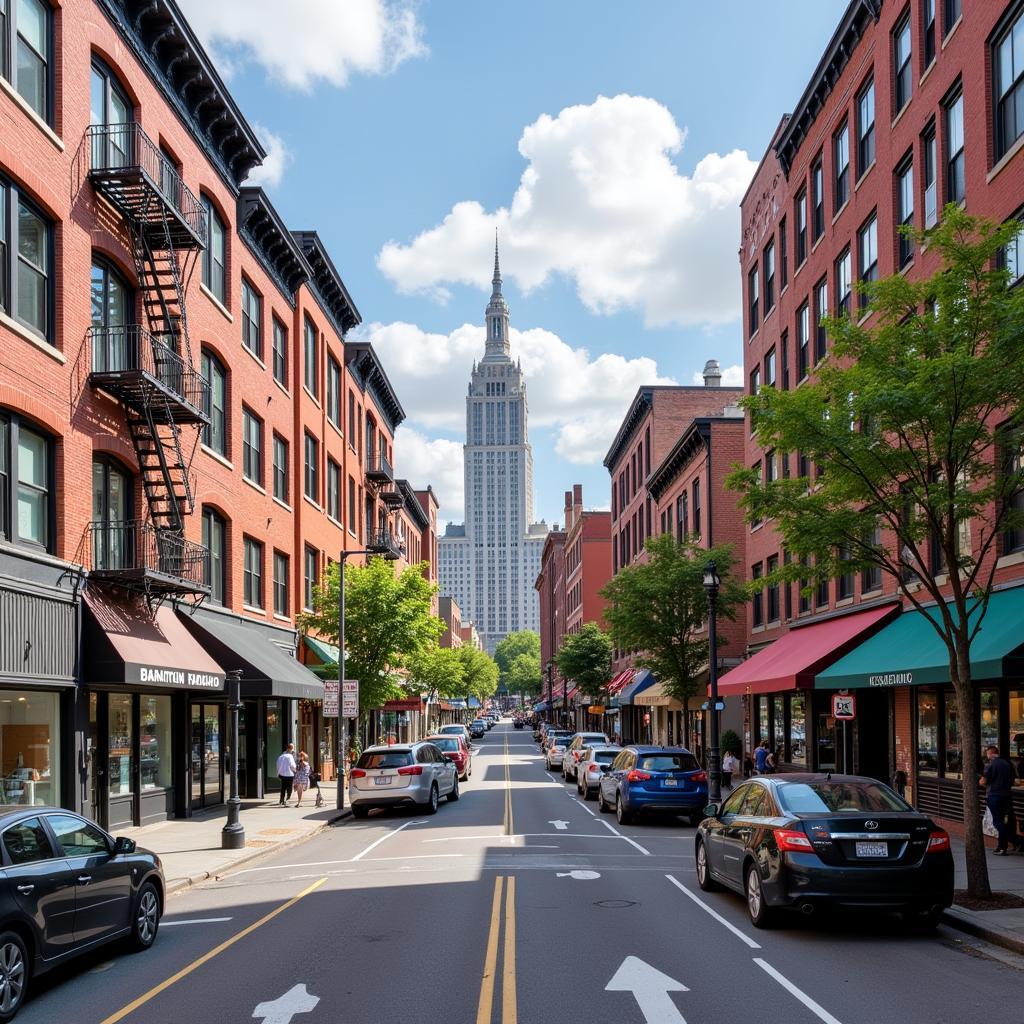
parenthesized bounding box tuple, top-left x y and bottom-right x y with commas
(20, 721, 1024, 1024)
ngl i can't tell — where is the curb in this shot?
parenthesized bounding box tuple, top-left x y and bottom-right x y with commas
(164, 809, 352, 896)
(941, 906, 1024, 956)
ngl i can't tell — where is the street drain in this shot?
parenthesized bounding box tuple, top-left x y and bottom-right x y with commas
(594, 899, 637, 909)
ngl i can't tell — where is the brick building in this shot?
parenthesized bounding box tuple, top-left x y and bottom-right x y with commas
(535, 526, 566, 715)
(724, 0, 1024, 826)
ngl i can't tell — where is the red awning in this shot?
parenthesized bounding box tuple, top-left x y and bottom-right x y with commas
(607, 670, 634, 695)
(383, 697, 423, 711)
(716, 604, 900, 697)
(565, 686, 580, 701)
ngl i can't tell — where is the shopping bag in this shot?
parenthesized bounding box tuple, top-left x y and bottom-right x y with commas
(982, 807, 999, 838)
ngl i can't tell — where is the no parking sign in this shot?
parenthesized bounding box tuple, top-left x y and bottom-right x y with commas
(832, 692, 856, 720)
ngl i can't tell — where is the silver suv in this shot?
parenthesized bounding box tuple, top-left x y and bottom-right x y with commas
(349, 742, 459, 817)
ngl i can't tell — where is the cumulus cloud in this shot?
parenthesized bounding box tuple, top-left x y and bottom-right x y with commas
(245, 124, 292, 189)
(393, 427, 464, 525)
(377, 94, 756, 327)
(690, 364, 743, 387)
(178, 0, 426, 91)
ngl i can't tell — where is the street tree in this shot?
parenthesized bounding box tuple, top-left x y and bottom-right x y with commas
(505, 652, 543, 698)
(602, 534, 744, 747)
(555, 622, 613, 704)
(494, 631, 541, 690)
(728, 208, 1024, 899)
(457, 645, 500, 705)
(409, 644, 466, 730)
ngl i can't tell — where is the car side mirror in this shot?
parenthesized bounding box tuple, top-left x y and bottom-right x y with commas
(113, 837, 136, 856)
(601, 764, 612, 773)
(441, 754, 453, 762)
(703, 803, 720, 819)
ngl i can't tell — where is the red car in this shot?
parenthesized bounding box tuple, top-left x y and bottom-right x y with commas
(426, 734, 473, 781)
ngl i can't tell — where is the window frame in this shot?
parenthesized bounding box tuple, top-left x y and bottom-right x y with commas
(240, 277, 262, 360)
(856, 79, 876, 178)
(943, 0, 961, 38)
(0, 409, 53, 552)
(944, 85, 965, 204)
(835, 247, 852, 317)
(766, 554, 780, 623)
(795, 189, 808, 266)
(271, 317, 288, 388)
(327, 458, 341, 522)
(922, 123, 938, 228)
(327, 356, 342, 429)
(894, 13, 913, 114)
(923, 0, 936, 68)
(752, 562, 764, 627)
(273, 551, 289, 617)
(896, 154, 915, 269)
(811, 155, 824, 241)
(201, 196, 227, 304)
(833, 121, 850, 212)
(763, 240, 775, 313)
(272, 433, 288, 504)
(303, 544, 318, 611)
(200, 349, 228, 457)
(858, 213, 878, 312)
(748, 262, 759, 336)
(994, 3, 1024, 161)
(304, 431, 320, 503)
(202, 506, 227, 605)
(4, 0, 53, 124)
(303, 316, 318, 398)
(243, 535, 264, 609)
(814, 276, 828, 364)
(0, 178, 53, 340)
(797, 301, 810, 382)
(241, 406, 263, 486)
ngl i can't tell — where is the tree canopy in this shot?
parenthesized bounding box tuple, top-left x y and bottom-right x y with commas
(555, 622, 613, 699)
(456, 644, 500, 704)
(494, 630, 542, 696)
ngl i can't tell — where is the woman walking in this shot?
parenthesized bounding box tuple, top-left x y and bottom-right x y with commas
(293, 751, 312, 807)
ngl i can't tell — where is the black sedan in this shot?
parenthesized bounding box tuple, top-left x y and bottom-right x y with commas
(0, 807, 164, 1020)
(695, 774, 953, 929)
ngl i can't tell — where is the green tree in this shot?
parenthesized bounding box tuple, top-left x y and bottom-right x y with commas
(728, 208, 1024, 899)
(506, 652, 543, 698)
(494, 631, 541, 690)
(409, 644, 466, 730)
(602, 534, 744, 747)
(300, 557, 443, 716)
(555, 622, 613, 703)
(457, 645, 500, 705)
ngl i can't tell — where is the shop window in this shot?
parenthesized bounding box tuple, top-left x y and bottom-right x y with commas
(980, 689, 1000, 761)
(758, 696, 769, 747)
(108, 692, 133, 800)
(140, 695, 172, 790)
(917, 688, 939, 775)
(772, 695, 785, 759)
(944, 694, 961, 778)
(790, 693, 807, 765)
(1010, 690, 1024, 774)
(816, 708, 837, 769)
(0, 689, 60, 805)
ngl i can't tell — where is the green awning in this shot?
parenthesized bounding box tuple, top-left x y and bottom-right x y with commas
(303, 635, 339, 666)
(816, 586, 1024, 690)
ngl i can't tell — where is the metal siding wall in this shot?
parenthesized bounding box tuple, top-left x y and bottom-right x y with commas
(0, 584, 75, 682)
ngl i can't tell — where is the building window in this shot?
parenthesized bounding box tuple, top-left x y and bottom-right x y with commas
(779, 217, 788, 287)
(944, 0, 961, 36)
(862, 522, 883, 591)
(272, 434, 288, 504)
(995, 6, 1024, 160)
(243, 537, 263, 608)
(894, 14, 913, 113)
(896, 157, 915, 268)
(0, 412, 50, 551)
(833, 122, 849, 211)
(202, 507, 226, 605)
(90, 258, 131, 371)
(837, 544, 855, 600)
(241, 278, 262, 359)
(798, 559, 810, 614)
(764, 347, 776, 388)
(945, 87, 965, 204)
(811, 156, 824, 241)
(1002, 429, 1024, 553)
(766, 554, 780, 622)
(273, 552, 289, 617)
(327, 357, 341, 428)
(304, 545, 318, 611)
(0, 181, 51, 339)
(327, 459, 341, 521)
(763, 241, 775, 313)
(857, 79, 875, 176)
(922, 125, 938, 228)
(815, 565, 829, 609)
(814, 277, 828, 363)
(272, 317, 288, 388)
(201, 197, 226, 304)
(780, 330, 790, 390)
(1002, 223, 1024, 286)
(348, 391, 356, 441)
(348, 475, 356, 527)
(924, 0, 936, 67)
(795, 189, 808, 265)
(692, 478, 701, 539)
(797, 302, 810, 381)
(835, 248, 852, 317)
(242, 407, 263, 485)
(748, 263, 759, 335)
(201, 351, 227, 456)
(303, 316, 318, 398)
(749, 365, 760, 397)
(304, 432, 319, 503)
(5, 0, 50, 121)
(858, 214, 878, 312)
(752, 563, 764, 627)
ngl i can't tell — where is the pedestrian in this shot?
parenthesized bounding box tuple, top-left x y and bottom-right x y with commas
(754, 739, 771, 775)
(981, 745, 1021, 855)
(721, 750, 739, 789)
(276, 743, 296, 806)
(293, 751, 312, 807)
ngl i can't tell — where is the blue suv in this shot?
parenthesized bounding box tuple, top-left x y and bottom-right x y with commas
(598, 746, 708, 826)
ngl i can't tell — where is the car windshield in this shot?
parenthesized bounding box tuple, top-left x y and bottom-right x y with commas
(577, 734, 607, 743)
(358, 751, 413, 770)
(776, 781, 912, 814)
(430, 738, 460, 751)
(638, 754, 700, 772)
(440, 726, 464, 733)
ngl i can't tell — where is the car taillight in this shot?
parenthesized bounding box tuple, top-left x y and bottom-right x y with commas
(691, 771, 707, 783)
(775, 828, 815, 853)
(927, 830, 950, 853)
(397, 765, 423, 776)
(588, 763, 602, 773)
(573, 751, 583, 761)
(350, 769, 366, 779)
(626, 769, 652, 782)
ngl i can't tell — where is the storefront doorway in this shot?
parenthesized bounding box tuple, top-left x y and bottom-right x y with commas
(190, 702, 224, 810)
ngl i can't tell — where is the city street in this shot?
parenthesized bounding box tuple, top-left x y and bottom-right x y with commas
(16, 722, 1024, 1024)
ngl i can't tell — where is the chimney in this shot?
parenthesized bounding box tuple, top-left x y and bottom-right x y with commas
(572, 484, 583, 523)
(703, 359, 722, 387)
(564, 491, 573, 529)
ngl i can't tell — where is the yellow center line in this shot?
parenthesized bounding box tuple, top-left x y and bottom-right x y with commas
(502, 875, 517, 1024)
(100, 877, 327, 1024)
(476, 875, 504, 1024)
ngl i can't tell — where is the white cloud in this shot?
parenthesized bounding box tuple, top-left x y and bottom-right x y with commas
(178, 0, 426, 91)
(245, 124, 292, 189)
(690, 364, 743, 387)
(377, 94, 756, 327)
(393, 427, 464, 525)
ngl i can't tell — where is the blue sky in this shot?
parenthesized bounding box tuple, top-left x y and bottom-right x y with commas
(180, 0, 846, 527)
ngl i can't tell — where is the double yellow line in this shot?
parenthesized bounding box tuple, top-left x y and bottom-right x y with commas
(476, 875, 517, 1024)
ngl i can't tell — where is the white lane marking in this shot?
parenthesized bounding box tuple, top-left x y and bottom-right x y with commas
(422, 833, 625, 843)
(253, 983, 319, 1024)
(573, 798, 596, 816)
(600, 818, 651, 856)
(352, 819, 421, 861)
(548, 820, 570, 830)
(753, 959, 844, 1024)
(606, 956, 688, 1024)
(557, 870, 601, 880)
(161, 917, 233, 927)
(664, 875, 761, 949)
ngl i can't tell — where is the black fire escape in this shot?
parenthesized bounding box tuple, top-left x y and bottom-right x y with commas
(85, 122, 211, 598)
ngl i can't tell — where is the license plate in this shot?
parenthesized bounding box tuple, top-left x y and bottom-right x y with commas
(855, 841, 888, 858)
(374, 775, 393, 786)
(664, 778, 678, 787)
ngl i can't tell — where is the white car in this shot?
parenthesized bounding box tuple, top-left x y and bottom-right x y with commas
(561, 732, 612, 781)
(576, 746, 621, 799)
(349, 742, 459, 817)
(544, 732, 574, 770)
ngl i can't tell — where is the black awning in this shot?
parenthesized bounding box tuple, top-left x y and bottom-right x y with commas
(176, 607, 324, 701)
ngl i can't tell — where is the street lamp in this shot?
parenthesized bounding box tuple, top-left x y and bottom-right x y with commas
(222, 669, 244, 850)
(703, 561, 723, 805)
(546, 661, 553, 723)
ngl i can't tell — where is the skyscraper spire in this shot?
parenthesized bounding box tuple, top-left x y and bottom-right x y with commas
(484, 229, 510, 360)
(492, 228, 501, 291)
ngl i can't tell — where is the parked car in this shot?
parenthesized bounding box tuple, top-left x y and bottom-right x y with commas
(469, 719, 487, 739)
(561, 732, 611, 781)
(438, 723, 473, 749)
(425, 735, 472, 781)
(349, 742, 459, 817)
(483, 715, 495, 731)
(597, 746, 708, 825)
(544, 731, 574, 770)
(0, 807, 164, 1020)
(576, 746, 621, 799)
(694, 774, 954, 929)
(513, 718, 524, 730)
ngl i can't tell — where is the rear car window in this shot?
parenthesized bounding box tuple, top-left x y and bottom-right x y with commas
(777, 781, 911, 814)
(431, 738, 460, 751)
(3, 818, 54, 865)
(594, 752, 617, 764)
(358, 751, 413, 770)
(639, 754, 700, 772)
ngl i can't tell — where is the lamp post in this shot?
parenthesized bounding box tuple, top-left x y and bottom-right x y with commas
(703, 561, 723, 805)
(221, 669, 244, 849)
(563, 671, 568, 730)
(546, 661, 553, 723)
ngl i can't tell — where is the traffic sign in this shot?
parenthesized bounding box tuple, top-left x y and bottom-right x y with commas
(832, 692, 856, 720)
(323, 680, 339, 718)
(342, 679, 359, 717)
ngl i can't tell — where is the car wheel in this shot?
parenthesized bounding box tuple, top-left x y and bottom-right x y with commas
(448, 775, 460, 802)
(695, 840, 721, 892)
(562, 767, 569, 781)
(425, 784, 439, 815)
(616, 794, 634, 826)
(0, 931, 28, 1022)
(130, 882, 161, 951)
(598, 787, 610, 813)
(901, 907, 943, 932)
(745, 864, 775, 928)
(352, 804, 370, 819)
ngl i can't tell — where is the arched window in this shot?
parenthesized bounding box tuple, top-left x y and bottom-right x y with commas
(90, 58, 131, 170)
(91, 455, 132, 569)
(90, 258, 131, 372)
(201, 506, 226, 605)
(0, 410, 52, 551)
(200, 350, 227, 456)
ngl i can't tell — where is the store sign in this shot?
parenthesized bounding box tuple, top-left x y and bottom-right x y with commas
(587, 705, 606, 715)
(867, 672, 913, 687)
(342, 679, 359, 717)
(323, 680, 339, 718)
(130, 664, 225, 690)
(832, 692, 856, 720)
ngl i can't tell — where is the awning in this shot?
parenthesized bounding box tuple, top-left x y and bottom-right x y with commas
(177, 607, 324, 701)
(607, 670, 634, 696)
(383, 697, 423, 711)
(533, 701, 550, 712)
(617, 669, 657, 705)
(717, 603, 900, 696)
(817, 586, 1024, 689)
(83, 590, 224, 690)
(303, 635, 339, 665)
(633, 681, 683, 709)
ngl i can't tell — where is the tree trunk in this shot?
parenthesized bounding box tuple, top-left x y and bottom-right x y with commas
(682, 697, 690, 751)
(952, 644, 992, 900)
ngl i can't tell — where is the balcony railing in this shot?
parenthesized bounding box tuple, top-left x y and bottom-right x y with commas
(86, 122, 207, 245)
(87, 520, 210, 595)
(380, 489, 404, 509)
(89, 326, 209, 420)
(365, 451, 394, 485)
(367, 529, 404, 560)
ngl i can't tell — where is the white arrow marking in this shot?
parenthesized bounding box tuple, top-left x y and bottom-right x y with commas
(556, 870, 600, 880)
(606, 956, 688, 1024)
(252, 984, 320, 1024)
(548, 819, 569, 830)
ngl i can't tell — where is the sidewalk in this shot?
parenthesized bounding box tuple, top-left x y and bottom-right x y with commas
(944, 835, 1024, 954)
(119, 781, 347, 894)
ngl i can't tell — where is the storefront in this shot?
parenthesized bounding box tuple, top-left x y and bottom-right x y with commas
(608, 670, 657, 743)
(81, 590, 225, 828)
(300, 635, 338, 779)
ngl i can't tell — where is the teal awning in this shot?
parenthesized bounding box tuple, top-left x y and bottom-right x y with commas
(303, 635, 339, 665)
(816, 586, 1024, 690)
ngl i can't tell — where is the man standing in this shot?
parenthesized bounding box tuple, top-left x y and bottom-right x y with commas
(276, 743, 296, 806)
(982, 745, 1020, 855)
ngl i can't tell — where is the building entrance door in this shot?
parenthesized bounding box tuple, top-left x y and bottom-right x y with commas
(190, 703, 224, 810)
